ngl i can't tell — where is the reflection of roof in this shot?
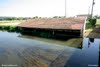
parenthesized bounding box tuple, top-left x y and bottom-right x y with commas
(18, 17, 86, 30)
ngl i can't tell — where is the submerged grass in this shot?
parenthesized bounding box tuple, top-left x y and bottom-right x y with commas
(18, 35, 82, 49)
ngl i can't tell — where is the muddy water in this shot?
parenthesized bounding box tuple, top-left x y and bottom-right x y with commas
(0, 31, 99, 67)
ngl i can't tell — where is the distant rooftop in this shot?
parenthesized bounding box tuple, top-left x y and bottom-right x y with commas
(76, 14, 91, 17)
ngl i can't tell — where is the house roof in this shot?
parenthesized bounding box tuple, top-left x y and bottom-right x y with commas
(18, 17, 86, 30)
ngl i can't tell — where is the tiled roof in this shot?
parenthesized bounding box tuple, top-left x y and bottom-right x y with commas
(18, 17, 86, 30)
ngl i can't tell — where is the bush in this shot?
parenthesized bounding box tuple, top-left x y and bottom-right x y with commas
(88, 18, 96, 26)
(0, 26, 19, 32)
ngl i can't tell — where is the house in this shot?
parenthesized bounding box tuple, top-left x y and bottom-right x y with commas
(17, 17, 86, 37)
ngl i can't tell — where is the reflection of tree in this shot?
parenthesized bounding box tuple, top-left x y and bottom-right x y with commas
(78, 42, 83, 49)
(88, 38, 94, 48)
(89, 38, 94, 43)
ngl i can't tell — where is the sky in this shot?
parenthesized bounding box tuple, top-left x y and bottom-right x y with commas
(0, 0, 100, 17)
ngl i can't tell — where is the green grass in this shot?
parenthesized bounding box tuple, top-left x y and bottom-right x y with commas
(0, 20, 25, 23)
(0, 20, 25, 26)
(96, 19, 100, 25)
(86, 21, 94, 29)
(0, 22, 21, 26)
(0, 25, 19, 32)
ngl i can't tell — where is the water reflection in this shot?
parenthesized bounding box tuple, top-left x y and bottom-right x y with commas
(88, 38, 94, 48)
(18, 34, 83, 49)
(0, 31, 99, 67)
(65, 38, 100, 67)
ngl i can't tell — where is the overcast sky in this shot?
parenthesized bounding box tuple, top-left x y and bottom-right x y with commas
(0, 0, 99, 17)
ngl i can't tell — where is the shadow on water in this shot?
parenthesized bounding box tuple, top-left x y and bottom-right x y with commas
(19, 31, 80, 41)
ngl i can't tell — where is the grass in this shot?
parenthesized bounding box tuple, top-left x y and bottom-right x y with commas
(0, 22, 21, 26)
(96, 19, 100, 25)
(84, 19, 100, 38)
(86, 21, 94, 29)
(0, 20, 25, 26)
(0, 20, 25, 23)
(84, 20, 95, 37)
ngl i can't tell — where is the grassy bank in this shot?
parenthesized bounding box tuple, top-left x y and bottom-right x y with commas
(85, 21, 94, 33)
(0, 20, 25, 32)
(84, 19, 95, 37)
(0, 26, 20, 32)
(84, 19, 100, 38)
(96, 19, 100, 25)
(0, 20, 25, 23)
(0, 22, 21, 26)
(0, 20, 25, 26)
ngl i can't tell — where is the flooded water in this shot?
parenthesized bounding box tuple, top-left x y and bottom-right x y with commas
(0, 31, 99, 67)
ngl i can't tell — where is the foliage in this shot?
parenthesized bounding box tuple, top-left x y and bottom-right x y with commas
(0, 17, 29, 21)
(86, 22, 93, 29)
(0, 26, 20, 32)
(94, 15, 100, 19)
(0, 16, 67, 21)
(53, 16, 65, 18)
(87, 17, 96, 26)
(89, 18, 96, 26)
(33, 16, 39, 19)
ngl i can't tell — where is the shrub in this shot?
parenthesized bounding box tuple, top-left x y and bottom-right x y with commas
(88, 18, 96, 26)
